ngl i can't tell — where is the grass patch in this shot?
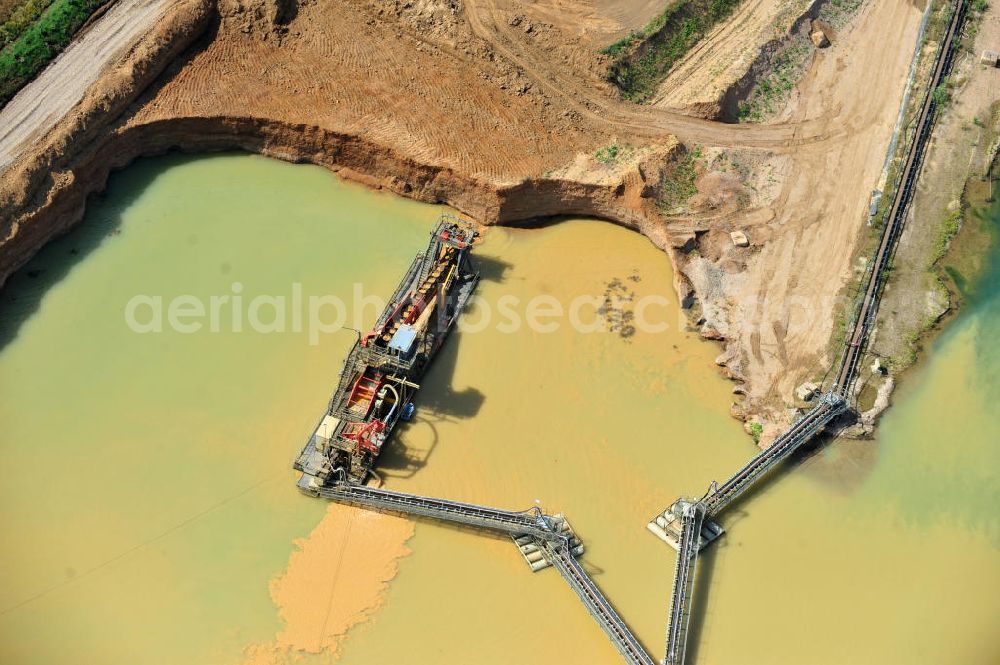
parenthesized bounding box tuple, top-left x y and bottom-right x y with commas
(738, 39, 811, 122)
(982, 100, 1000, 150)
(0, 0, 55, 50)
(932, 208, 963, 264)
(594, 143, 620, 164)
(0, 0, 108, 106)
(602, 32, 639, 58)
(658, 145, 701, 212)
(889, 328, 921, 371)
(830, 292, 857, 352)
(962, 0, 989, 47)
(737, 0, 866, 123)
(888, 302, 947, 372)
(932, 82, 951, 109)
(821, 0, 864, 27)
(603, 0, 745, 103)
(0, 0, 31, 25)
(749, 421, 763, 444)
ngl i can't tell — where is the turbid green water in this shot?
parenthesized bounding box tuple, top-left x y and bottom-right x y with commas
(0, 154, 440, 664)
(0, 153, 997, 665)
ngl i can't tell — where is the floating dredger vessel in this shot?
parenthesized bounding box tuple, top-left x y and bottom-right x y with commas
(294, 215, 480, 490)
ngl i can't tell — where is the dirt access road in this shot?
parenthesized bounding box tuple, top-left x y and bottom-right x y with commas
(0, 0, 179, 173)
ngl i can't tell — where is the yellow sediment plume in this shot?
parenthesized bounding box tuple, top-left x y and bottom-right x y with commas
(242, 504, 415, 664)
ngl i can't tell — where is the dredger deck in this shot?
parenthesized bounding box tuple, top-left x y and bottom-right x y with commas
(294, 215, 479, 488)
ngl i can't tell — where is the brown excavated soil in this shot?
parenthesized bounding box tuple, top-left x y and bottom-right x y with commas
(0, 0, 927, 437)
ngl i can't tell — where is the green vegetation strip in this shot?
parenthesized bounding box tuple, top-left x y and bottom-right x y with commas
(0, 0, 108, 107)
(1, 0, 56, 49)
(594, 143, 620, 164)
(602, 0, 744, 103)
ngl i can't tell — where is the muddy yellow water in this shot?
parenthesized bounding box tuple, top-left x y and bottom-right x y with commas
(0, 154, 997, 665)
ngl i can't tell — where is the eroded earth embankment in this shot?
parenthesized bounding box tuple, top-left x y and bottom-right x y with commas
(0, 0, 685, 281)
